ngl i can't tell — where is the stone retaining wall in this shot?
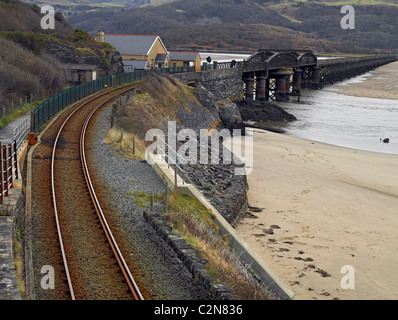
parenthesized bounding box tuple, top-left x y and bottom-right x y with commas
(143, 211, 231, 300)
(174, 68, 243, 101)
(0, 216, 21, 300)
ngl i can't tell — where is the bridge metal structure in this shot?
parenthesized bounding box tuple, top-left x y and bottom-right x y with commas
(218, 49, 397, 102)
(317, 55, 397, 86)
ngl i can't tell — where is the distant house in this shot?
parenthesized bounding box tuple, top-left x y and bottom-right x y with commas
(169, 51, 201, 72)
(98, 32, 169, 70)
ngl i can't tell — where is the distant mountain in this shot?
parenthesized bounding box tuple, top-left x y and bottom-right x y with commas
(23, 0, 178, 17)
(64, 0, 398, 53)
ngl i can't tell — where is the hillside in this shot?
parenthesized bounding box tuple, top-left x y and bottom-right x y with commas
(160, 23, 353, 52)
(278, 1, 398, 51)
(23, 0, 175, 17)
(65, 0, 398, 53)
(0, 36, 66, 111)
(0, 0, 123, 112)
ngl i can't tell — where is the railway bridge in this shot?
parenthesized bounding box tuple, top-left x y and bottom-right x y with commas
(214, 50, 397, 102)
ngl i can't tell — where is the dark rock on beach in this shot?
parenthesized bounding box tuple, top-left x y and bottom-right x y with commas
(237, 99, 297, 122)
(217, 100, 245, 131)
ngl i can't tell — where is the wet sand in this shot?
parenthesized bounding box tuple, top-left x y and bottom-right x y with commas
(234, 129, 398, 300)
(325, 61, 398, 100)
(233, 62, 398, 300)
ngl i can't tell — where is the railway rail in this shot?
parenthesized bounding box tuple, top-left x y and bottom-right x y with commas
(50, 85, 143, 300)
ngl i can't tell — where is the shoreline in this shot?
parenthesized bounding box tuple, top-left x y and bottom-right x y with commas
(279, 60, 398, 157)
(231, 128, 398, 300)
(325, 61, 398, 101)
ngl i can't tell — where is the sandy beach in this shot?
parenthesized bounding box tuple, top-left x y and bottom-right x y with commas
(325, 61, 398, 100)
(234, 129, 398, 300)
(232, 60, 398, 300)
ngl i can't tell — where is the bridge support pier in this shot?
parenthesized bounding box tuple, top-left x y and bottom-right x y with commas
(243, 73, 255, 100)
(272, 68, 292, 102)
(311, 67, 321, 89)
(256, 71, 268, 101)
(275, 77, 288, 102)
(292, 69, 302, 102)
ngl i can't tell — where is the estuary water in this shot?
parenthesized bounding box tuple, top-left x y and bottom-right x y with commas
(199, 53, 398, 155)
(278, 64, 398, 156)
(235, 62, 398, 300)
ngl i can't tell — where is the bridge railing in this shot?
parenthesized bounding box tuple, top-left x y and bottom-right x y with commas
(199, 61, 242, 71)
(318, 54, 398, 86)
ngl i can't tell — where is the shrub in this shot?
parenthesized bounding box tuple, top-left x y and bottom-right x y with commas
(72, 29, 88, 43)
(0, 36, 67, 115)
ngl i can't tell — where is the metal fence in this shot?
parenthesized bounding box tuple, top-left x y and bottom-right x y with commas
(32, 76, 113, 133)
(0, 141, 18, 204)
(156, 134, 190, 187)
(13, 117, 30, 154)
(31, 66, 202, 134)
(7, 63, 220, 157)
(0, 62, 221, 204)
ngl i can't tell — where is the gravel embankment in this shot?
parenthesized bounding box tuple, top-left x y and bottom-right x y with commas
(87, 105, 210, 300)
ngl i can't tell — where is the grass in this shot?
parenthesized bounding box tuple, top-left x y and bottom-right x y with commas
(126, 190, 166, 208)
(139, 75, 197, 116)
(321, 1, 398, 7)
(280, 14, 302, 24)
(164, 191, 273, 300)
(104, 126, 147, 160)
(115, 75, 200, 139)
(0, 100, 42, 129)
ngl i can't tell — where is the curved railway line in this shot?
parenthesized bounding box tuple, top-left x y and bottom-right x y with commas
(49, 85, 143, 300)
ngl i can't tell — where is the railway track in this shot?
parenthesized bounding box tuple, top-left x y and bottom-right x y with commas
(50, 85, 144, 300)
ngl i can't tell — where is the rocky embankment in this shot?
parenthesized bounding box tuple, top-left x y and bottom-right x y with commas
(117, 75, 296, 224)
(166, 82, 249, 224)
(43, 29, 124, 76)
(173, 81, 296, 224)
